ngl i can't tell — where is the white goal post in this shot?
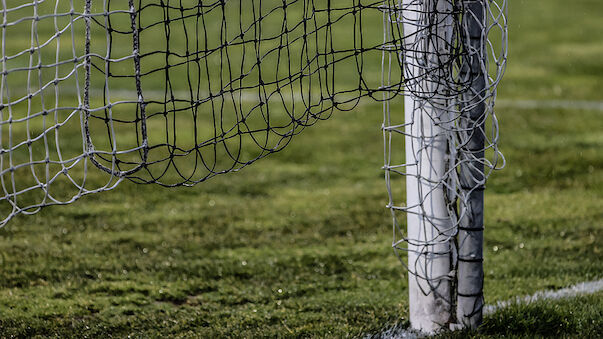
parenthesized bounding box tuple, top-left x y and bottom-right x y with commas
(402, 0, 455, 332)
(384, 0, 507, 333)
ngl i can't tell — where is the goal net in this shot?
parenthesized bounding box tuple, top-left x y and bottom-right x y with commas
(0, 0, 401, 225)
(1, 0, 507, 333)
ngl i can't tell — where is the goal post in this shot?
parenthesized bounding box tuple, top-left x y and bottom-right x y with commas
(402, 0, 455, 332)
(385, 0, 507, 333)
(457, 0, 488, 328)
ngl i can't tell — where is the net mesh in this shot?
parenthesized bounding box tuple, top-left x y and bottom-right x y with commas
(382, 0, 507, 327)
(0, 0, 507, 330)
(0, 0, 400, 225)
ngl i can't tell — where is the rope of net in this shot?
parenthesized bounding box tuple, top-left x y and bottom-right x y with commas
(0, 0, 402, 226)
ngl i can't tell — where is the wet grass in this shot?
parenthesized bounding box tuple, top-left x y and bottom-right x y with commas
(433, 292, 603, 339)
(0, 0, 602, 337)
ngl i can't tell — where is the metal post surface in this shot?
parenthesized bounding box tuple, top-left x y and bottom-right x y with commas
(402, 0, 454, 333)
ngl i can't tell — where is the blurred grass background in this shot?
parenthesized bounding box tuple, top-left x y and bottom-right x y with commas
(0, 0, 601, 337)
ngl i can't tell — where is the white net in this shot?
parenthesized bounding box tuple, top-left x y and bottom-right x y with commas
(382, 0, 507, 329)
(0, 0, 396, 226)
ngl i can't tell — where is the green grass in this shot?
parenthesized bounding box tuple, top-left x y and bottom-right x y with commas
(432, 292, 603, 339)
(0, 0, 602, 338)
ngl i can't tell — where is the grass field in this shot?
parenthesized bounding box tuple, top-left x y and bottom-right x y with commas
(0, 0, 602, 337)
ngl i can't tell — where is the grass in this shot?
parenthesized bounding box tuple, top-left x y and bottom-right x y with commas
(432, 292, 603, 339)
(0, 0, 602, 338)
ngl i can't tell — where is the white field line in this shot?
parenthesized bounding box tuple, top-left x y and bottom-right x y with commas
(483, 278, 603, 315)
(497, 99, 603, 111)
(369, 278, 603, 339)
